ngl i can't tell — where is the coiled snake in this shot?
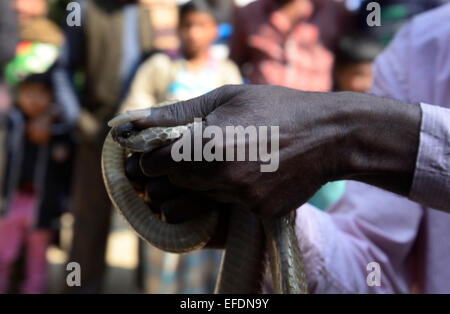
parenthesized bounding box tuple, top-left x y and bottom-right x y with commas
(101, 101, 308, 293)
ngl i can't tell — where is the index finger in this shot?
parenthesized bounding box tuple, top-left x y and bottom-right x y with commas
(111, 85, 244, 130)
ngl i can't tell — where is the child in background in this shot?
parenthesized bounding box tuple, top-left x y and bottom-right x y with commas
(333, 35, 383, 93)
(121, 0, 242, 294)
(0, 68, 74, 294)
(0, 21, 74, 293)
(122, 0, 242, 111)
(0, 72, 73, 294)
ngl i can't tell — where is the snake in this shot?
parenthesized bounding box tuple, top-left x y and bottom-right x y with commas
(101, 101, 308, 294)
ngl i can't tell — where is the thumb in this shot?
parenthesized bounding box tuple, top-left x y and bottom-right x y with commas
(109, 85, 242, 129)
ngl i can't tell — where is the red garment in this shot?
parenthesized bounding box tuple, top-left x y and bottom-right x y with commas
(230, 0, 333, 91)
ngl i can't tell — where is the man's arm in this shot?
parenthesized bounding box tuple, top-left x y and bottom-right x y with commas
(371, 20, 450, 212)
(335, 92, 421, 200)
(117, 84, 424, 220)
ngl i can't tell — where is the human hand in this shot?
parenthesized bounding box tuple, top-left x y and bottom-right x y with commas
(118, 84, 420, 220)
(118, 85, 350, 218)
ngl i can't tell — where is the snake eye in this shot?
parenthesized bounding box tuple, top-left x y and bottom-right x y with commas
(122, 131, 131, 139)
(112, 122, 134, 142)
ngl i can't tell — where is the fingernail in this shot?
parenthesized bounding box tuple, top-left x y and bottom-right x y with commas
(108, 113, 131, 127)
(107, 110, 150, 127)
(127, 109, 151, 120)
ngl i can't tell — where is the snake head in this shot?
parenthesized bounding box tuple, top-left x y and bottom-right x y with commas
(111, 122, 184, 153)
(109, 110, 191, 153)
(111, 122, 149, 152)
(108, 111, 168, 153)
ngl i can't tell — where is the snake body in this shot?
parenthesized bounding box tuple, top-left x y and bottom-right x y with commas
(101, 105, 308, 294)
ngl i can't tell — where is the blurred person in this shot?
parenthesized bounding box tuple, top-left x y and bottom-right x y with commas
(121, 0, 242, 293)
(123, 0, 242, 110)
(0, 38, 74, 294)
(232, 0, 356, 50)
(230, 0, 334, 91)
(52, 0, 158, 293)
(1, 7, 66, 218)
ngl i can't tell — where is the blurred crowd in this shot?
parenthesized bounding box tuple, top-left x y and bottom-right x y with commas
(0, 0, 447, 294)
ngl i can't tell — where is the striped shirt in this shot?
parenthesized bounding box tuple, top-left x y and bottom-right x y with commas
(411, 103, 450, 212)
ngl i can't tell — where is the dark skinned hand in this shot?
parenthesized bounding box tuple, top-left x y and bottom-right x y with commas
(123, 85, 421, 224)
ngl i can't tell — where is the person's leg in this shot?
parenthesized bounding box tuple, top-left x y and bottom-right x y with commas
(0, 193, 31, 293)
(0, 217, 27, 293)
(64, 141, 112, 293)
(21, 229, 52, 294)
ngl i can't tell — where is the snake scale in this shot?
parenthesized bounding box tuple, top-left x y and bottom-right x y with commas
(101, 101, 308, 294)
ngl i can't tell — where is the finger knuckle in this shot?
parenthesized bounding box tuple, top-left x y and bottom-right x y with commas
(167, 104, 185, 123)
